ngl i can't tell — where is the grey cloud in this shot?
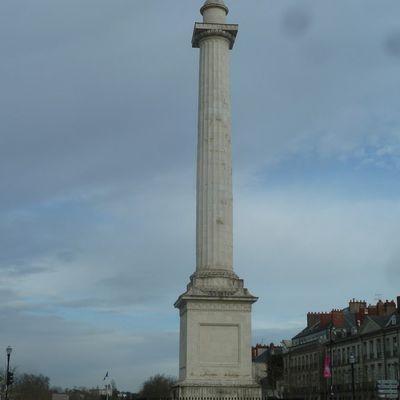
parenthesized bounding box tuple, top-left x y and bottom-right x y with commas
(0, 305, 178, 390)
(0, 179, 195, 314)
(0, 262, 50, 277)
(2, 0, 400, 215)
(1, 0, 400, 393)
(253, 328, 300, 344)
(384, 31, 400, 58)
(0, 1, 197, 211)
(385, 252, 400, 277)
(0, 288, 16, 303)
(233, 189, 400, 323)
(282, 6, 312, 37)
(231, 0, 400, 172)
(0, 201, 91, 273)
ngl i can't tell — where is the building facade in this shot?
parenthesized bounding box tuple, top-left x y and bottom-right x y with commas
(283, 297, 400, 400)
(252, 344, 284, 398)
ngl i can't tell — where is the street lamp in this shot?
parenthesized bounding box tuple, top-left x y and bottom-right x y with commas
(5, 346, 12, 400)
(329, 327, 336, 400)
(349, 353, 355, 400)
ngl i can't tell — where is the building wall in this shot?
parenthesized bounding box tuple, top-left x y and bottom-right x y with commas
(283, 342, 326, 399)
(283, 325, 400, 400)
(330, 328, 400, 400)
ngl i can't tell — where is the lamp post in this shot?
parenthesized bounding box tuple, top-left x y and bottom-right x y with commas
(329, 327, 335, 400)
(5, 346, 12, 400)
(349, 353, 355, 400)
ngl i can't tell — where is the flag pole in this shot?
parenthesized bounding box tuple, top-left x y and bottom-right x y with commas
(103, 371, 110, 400)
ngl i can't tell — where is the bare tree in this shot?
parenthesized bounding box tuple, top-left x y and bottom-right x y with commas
(138, 374, 176, 400)
(11, 373, 52, 400)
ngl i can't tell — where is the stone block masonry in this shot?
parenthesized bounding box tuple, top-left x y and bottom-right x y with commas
(173, 1, 260, 399)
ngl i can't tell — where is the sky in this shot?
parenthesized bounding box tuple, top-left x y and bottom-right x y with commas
(1, 0, 400, 393)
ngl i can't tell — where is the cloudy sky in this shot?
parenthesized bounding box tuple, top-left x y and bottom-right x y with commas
(1, 0, 400, 393)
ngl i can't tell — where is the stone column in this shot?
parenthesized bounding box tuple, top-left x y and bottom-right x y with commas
(173, 3, 260, 397)
(194, 0, 238, 274)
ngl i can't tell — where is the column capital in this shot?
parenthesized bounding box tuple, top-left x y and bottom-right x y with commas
(192, 23, 238, 49)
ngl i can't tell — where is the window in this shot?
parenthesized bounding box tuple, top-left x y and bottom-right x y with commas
(369, 340, 375, 359)
(378, 363, 383, 379)
(377, 339, 382, 358)
(363, 342, 367, 360)
(388, 363, 393, 379)
(371, 364, 376, 380)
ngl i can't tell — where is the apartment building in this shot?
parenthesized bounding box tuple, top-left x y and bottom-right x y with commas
(282, 297, 400, 400)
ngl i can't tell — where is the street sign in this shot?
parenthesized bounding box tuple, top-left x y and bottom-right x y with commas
(376, 380, 399, 399)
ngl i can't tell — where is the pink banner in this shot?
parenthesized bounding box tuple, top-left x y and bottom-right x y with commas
(323, 355, 331, 378)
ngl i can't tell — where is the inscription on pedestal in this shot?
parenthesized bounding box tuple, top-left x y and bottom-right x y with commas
(199, 324, 240, 365)
(188, 303, 251, 311)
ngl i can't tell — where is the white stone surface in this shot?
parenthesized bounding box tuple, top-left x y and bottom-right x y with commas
(175, 298, 260, 398)
(178, 301, 253, 383)
(174, 1, 260, 398)
(196, 31, 233, 272)
(201, 1, 228, 24)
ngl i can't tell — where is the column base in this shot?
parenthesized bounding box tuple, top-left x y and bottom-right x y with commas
(172, 381, 261, 399)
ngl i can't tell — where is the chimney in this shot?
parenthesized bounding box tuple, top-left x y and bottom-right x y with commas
(307, 312, 321, 328)
(368, 304, 377, 316)
(384, 300, 397, 315)
(320, 312, 331, 328)
(349, 299, 367, 313)
(332, 309, 345, 328)
(376, 300, 384, 316)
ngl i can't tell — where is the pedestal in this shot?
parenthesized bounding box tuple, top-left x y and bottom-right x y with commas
(173, 271, 261, 399)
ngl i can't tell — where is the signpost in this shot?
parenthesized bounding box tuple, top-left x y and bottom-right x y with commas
(376, 380, 399, 399)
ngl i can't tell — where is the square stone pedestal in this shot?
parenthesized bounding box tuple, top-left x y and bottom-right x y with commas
(173, 271, 261, 399)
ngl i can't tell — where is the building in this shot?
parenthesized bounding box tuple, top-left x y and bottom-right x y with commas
(252, 344, 284, 399)
(283, 296, 400, 400)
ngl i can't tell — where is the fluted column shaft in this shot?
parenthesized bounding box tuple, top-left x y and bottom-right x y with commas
(196, 34, 233, 272)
